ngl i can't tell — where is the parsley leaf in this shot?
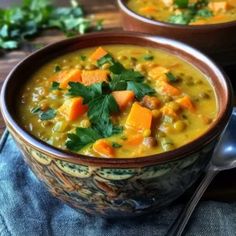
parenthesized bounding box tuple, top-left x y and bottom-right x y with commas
(127, 81, 155, 100)
(196, 9, 212, 17)
(39, 108, 56, 120)
(175, 0, 189, 8)
(143, 55, 154, 61)
(54, 65, 61, 72)
(51, 81, 60, 90)
(112, 142, 122, 148)
(68, 82, 103, 103)
(0, 0, 103, 51)
(166, 72, 178, 83)
(66, 127, 102, 151)
(97, 54, 115, 67)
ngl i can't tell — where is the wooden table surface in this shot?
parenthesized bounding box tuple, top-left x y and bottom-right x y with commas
(0, 0, 236, 201)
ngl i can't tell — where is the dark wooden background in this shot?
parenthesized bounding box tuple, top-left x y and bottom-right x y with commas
(0, 0, 236, 201)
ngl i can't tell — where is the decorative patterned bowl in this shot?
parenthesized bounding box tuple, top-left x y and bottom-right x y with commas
(0, 32, 233, 217)
(117, 0, 236, 68)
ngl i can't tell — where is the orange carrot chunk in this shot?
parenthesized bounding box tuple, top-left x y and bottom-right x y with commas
(112, 90, 135, 111)
(81, 70, 108, 86)
(176, 96, 196, 112)
(90, 47, 108, 61)
(53, 69, 82, 89)
(58, 97, 88, 121)
(126, 102, 152, 130)
(93, 139, 115, 157)
(161, 81, 181, 96)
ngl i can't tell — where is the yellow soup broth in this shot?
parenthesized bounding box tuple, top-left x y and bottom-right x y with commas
(127, 0, 236, 25)
(18, 45, 217, 158)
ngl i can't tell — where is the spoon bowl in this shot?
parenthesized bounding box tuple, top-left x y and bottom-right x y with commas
(211, 108, 236, 170)
(168, 107, 236, 236)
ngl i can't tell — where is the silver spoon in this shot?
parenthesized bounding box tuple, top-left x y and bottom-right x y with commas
(167, 107, 236, 236)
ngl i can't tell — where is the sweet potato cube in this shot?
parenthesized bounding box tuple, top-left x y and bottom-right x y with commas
(58, 97, 88, 121)
(228, 0, 236, 7)
(90, 47, 108, 61)
(148, 66, 170, 79)
(126, 102, 152, 130)
(93, 139, 115, 157)
(53, 69, 82, 89)
(208, 1, 230, 12)
(176, 96, 196, 112)
(160, 81, 181, 96)
(112, 90, 135, 111)
(81, 70, 108, 86)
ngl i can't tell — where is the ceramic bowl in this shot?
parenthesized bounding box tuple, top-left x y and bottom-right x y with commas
(117, 0, 236, 67)
(0, 32, 233, 217)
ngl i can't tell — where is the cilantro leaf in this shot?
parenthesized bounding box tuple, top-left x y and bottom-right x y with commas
(127, 81, 155, 100)
(109, 78, 127, 91)
(39, 108, 56, 120)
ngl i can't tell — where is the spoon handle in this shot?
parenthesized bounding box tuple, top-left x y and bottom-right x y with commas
(167, 168, 220, 236)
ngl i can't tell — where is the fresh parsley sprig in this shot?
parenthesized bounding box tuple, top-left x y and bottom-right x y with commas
(0, 0, 103, 50)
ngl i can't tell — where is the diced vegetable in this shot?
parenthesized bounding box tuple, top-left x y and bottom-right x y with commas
(90, 47, 108, 61)
(125, 134, 144, 146)
(160, 81, 181, 96)
(148, 66, 169, 80)
(176, 96, 195, 112)
(112, 90, 135, 110)
(81, 70, 108, 86)
(208, 1, 230, 13)
(93, 139, 115, 157)
(58, 97, 88, 121)
(126, 102, 153, 130)
(161, 106, 179, 119)
(53, 69, 82, 89)
(228, 0, 236, 7)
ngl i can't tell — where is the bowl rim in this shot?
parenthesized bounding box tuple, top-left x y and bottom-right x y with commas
(0, 31, 233, 166)
(117, 0, 236, 30)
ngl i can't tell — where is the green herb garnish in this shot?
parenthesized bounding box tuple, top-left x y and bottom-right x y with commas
(39, 108, 56, 120)
(80, 55, 86, 61)
(166, 72, 178, 83)
(112, 142, 122, 148)
(51, 81, 60, 90)
(175, 0, 189, 8)
(54, 65, 61, 73)
(143, 55, 154, 61)
(0, 0, 103, 50)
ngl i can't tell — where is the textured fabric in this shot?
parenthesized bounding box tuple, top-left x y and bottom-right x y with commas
(0, 133, 236, 236)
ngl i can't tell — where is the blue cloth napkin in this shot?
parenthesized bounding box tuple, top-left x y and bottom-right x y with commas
(0, 132, 236, 236)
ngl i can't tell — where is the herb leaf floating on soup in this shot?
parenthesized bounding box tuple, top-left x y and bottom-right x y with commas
(18, 45, 217, 158)
(127, 0, 236, 25)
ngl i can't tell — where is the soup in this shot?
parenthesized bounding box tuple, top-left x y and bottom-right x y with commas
(18, 45, 217, 158)
(127, 0, 236, 25)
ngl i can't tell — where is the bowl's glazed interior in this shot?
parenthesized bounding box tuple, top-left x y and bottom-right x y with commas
(0, 32, 233, 216)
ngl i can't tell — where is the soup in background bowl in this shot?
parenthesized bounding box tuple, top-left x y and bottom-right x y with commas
(0, 32, 233, 217)
(127, 0, 236, 25)
(118, 0, 236, 67)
